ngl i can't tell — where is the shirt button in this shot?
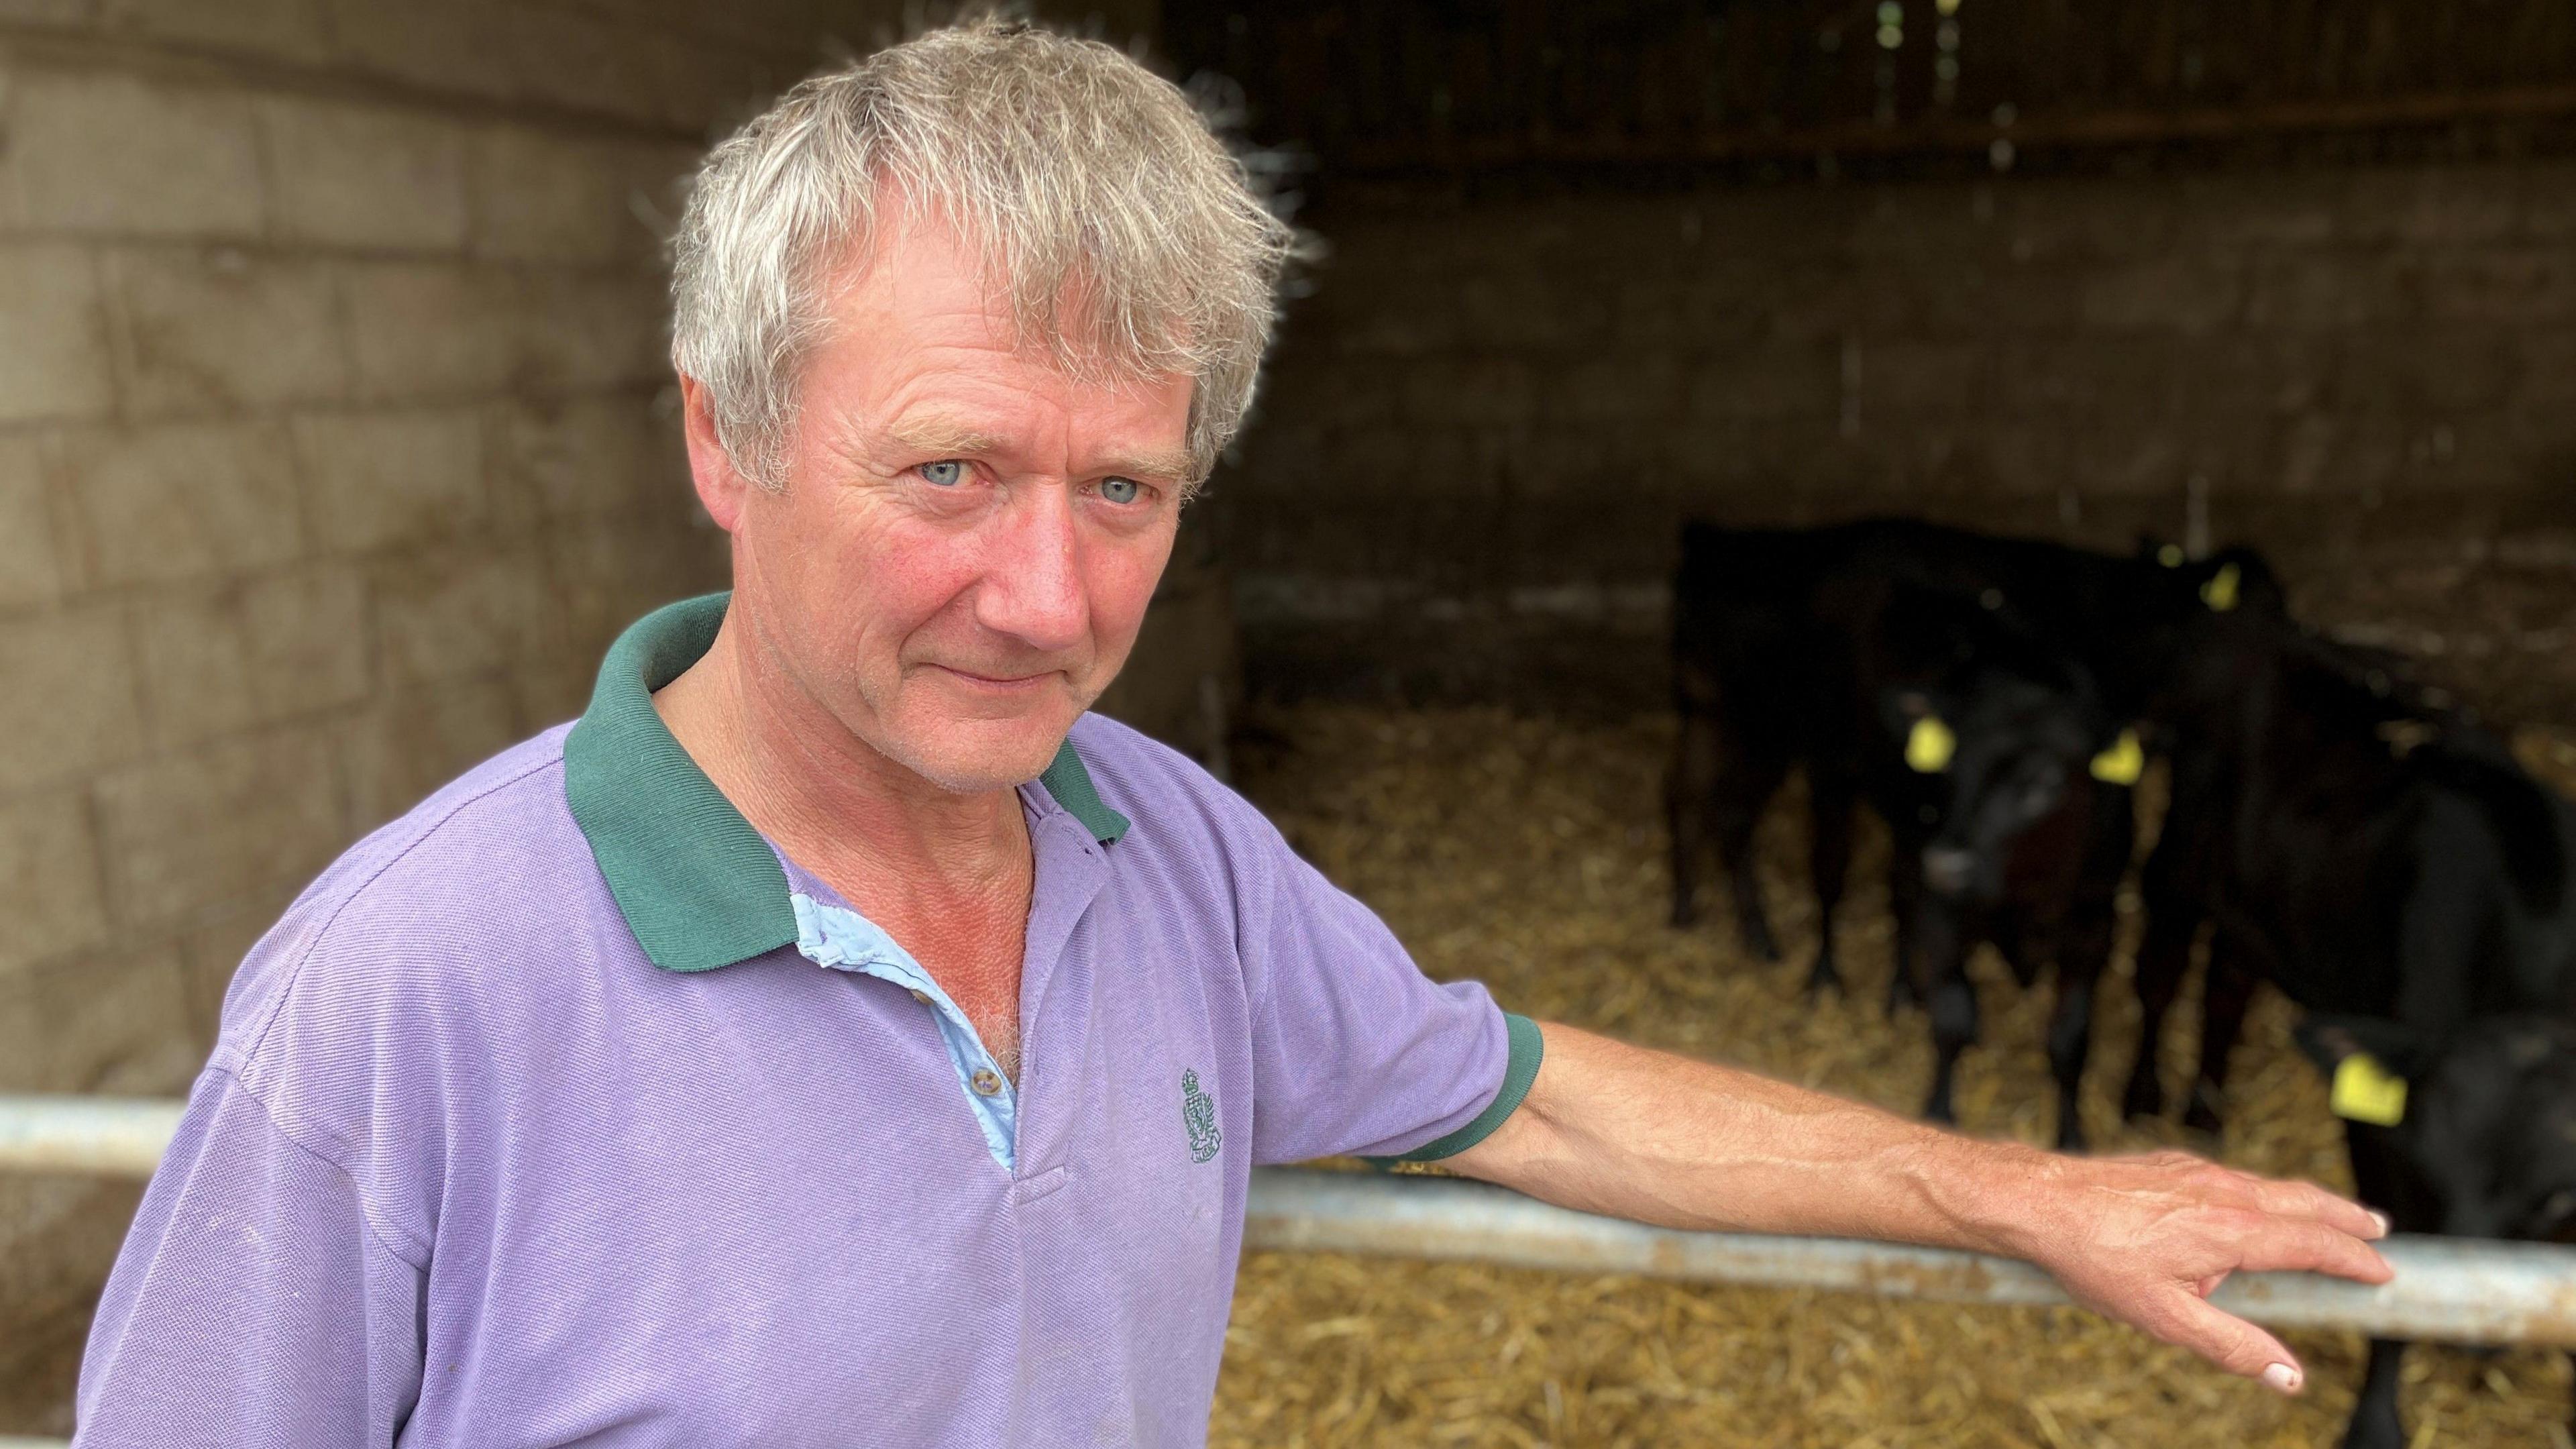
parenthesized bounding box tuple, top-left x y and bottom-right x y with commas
(970, 1067, 1004, 1097)
(908, 988, 931, 1006)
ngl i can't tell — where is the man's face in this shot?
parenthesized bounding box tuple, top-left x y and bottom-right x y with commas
(702, 215, 1193, 793)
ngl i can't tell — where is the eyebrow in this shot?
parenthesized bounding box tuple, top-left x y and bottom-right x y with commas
(880, 413, 1193, 484)
(1097, 445, 1197, 483)
(882, 415, 1008, 460)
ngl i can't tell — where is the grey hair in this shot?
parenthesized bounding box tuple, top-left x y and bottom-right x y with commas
(670, 17, 1295, 490)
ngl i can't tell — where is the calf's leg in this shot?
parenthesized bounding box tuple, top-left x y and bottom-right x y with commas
(1884, 849, 1924, 1016)
(2123, 798, 2212, 1122)
(1711, 748, 1790, 961)
(2047, 788, 2132, 1152)
(2339, 1131, 2414, 1449)
(2182, 944, 2259, 1140)
(1918, 899, 1978, 1126)
(2122, 892, 2202, 1122)
(1664, 712, 1721, 928)
(2045, 907, 2115, 1155)
(2339, 1340, 2407, 1449)
(1803, 769, 1858, 997)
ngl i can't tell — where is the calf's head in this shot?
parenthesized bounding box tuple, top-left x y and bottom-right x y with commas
(2297, 1014, 2576, 1242)
(1890, 671, 2134, 904)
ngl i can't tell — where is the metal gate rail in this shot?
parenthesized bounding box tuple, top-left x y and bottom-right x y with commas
(1245, 1163, 2576, 1346)
(9, 1091, 2576, 1449)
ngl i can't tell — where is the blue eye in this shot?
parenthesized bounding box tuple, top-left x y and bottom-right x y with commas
(1099, 476, 1140, 504)
(918, 460, 965, 486)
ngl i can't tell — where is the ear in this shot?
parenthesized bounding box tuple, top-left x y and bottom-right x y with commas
(2297, 1014, 2436, 1128)
(1903, 714, 1955, 773)
(679, 374, 756, 533)
(2294, 1014, 2438, 1081)
(2206, 545, 2282, 613)
(2088, 728, 2144, 786)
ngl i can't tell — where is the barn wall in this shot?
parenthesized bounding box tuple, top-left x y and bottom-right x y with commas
(1225, 160, 2576, 708)
(0, 0, 1166, 1430)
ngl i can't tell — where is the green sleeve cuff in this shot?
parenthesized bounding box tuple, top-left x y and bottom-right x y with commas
(1363, 1012, 1545, 1167)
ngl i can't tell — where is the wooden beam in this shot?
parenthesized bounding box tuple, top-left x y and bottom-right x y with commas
(1332, 83, 2576, 174)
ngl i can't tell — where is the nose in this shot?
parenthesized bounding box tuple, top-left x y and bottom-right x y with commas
(1922, 846, 1975, 896)
(973, 485, 1089, 654)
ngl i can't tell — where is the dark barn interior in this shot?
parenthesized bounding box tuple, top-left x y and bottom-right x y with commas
(2, 1, 2574, 1444)
(1173, 1, 2576, 722)
(1169, 3, 2576, 1443)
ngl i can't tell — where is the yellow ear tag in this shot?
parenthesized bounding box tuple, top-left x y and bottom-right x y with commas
(2157, 544, 2184, 568)
(1905, 716, 1955, 773)
(2200, 562, 2241, 612)
(2330, 1053, 2408, 1126)
(2089, 729, 2145, 785)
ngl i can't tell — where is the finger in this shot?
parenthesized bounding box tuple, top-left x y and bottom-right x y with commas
(2171, 1165, 2394, 1245)
(2229, 1216, 2396, 1285)
(2242, 1176, 2391, 1239)
(2157, 1292, 2306, 1392)
(2194, 1271, 2229, 1298)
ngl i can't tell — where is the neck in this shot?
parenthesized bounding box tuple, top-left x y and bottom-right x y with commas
(651, 612, 1030, 916)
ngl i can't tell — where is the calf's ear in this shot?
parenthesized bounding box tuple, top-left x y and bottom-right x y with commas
(2296, 1016, 2430, 1128)
(2198, 561, 2243, 611)
(2293, 1014, 2437, 1081)
(2088, 729, 2145, 785)
(1904, 715, 1955, 773)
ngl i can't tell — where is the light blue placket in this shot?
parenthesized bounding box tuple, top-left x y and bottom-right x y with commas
(790, 892, 1020, 1171)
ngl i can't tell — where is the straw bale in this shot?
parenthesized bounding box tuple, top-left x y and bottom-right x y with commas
(1212, 704, 2576, 1447)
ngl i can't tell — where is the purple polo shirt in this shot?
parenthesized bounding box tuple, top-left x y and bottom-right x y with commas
(74, 592, 1540, 1448)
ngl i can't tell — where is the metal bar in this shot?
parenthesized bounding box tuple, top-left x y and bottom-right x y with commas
(0, 1095, 183, 1179)
(1243, 1167, 2576, 1348)
(1333, 83, 2576, 174)
(9, 1096, 2576, 1346)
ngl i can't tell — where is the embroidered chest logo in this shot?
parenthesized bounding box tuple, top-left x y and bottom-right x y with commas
(1181, 1069, 1222, 1164)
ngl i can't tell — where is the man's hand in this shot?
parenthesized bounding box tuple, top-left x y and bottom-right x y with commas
(1992, 1149, 2392, 1392)
(1450, 1023, 2393, 1393)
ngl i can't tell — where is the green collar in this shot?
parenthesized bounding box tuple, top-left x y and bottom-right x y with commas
(562, 592, 1130, 973)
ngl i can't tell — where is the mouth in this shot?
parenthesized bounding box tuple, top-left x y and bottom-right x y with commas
(922, 663, 1062, 694)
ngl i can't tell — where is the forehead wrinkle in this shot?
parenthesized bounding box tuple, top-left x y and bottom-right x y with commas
(879, 412, 1010, 460)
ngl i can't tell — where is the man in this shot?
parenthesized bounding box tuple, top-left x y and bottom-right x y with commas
(74, 20, 2387, 1448)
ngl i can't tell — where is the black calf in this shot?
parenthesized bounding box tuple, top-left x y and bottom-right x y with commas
(2119, 613, 2576, 1448)
(1666, 518, 2261, 1006)
(2296, 1016, 2576, 1449)
(2121, 614, 2576, 1135)
(1899, 661, 2138, 1151)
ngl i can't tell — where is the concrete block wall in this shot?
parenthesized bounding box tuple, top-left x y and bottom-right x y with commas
(0, 1, 1170, 1428)
(1228, 161, 2576, 706)
(0, 12, 711, 1424)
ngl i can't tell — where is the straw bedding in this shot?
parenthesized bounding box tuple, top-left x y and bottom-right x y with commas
(1210, 704, 2576, 1448)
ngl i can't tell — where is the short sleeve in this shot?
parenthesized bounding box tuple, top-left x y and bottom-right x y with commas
(1242, 827, 1543, 1165)
(75, 1065, 427, 1448)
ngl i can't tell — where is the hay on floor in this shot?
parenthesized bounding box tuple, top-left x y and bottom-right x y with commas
(1211, 705, 2576, 1448)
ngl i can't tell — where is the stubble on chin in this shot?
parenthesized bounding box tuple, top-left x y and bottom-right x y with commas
(867, 673, 1101, 794)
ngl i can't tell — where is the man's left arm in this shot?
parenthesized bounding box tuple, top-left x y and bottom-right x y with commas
(1444, 1021, 2392, 1395)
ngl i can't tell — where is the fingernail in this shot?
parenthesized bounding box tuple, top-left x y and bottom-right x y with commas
(2369, 1210, 2392, 1235)
(2261, 1363, 2302, 1394)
